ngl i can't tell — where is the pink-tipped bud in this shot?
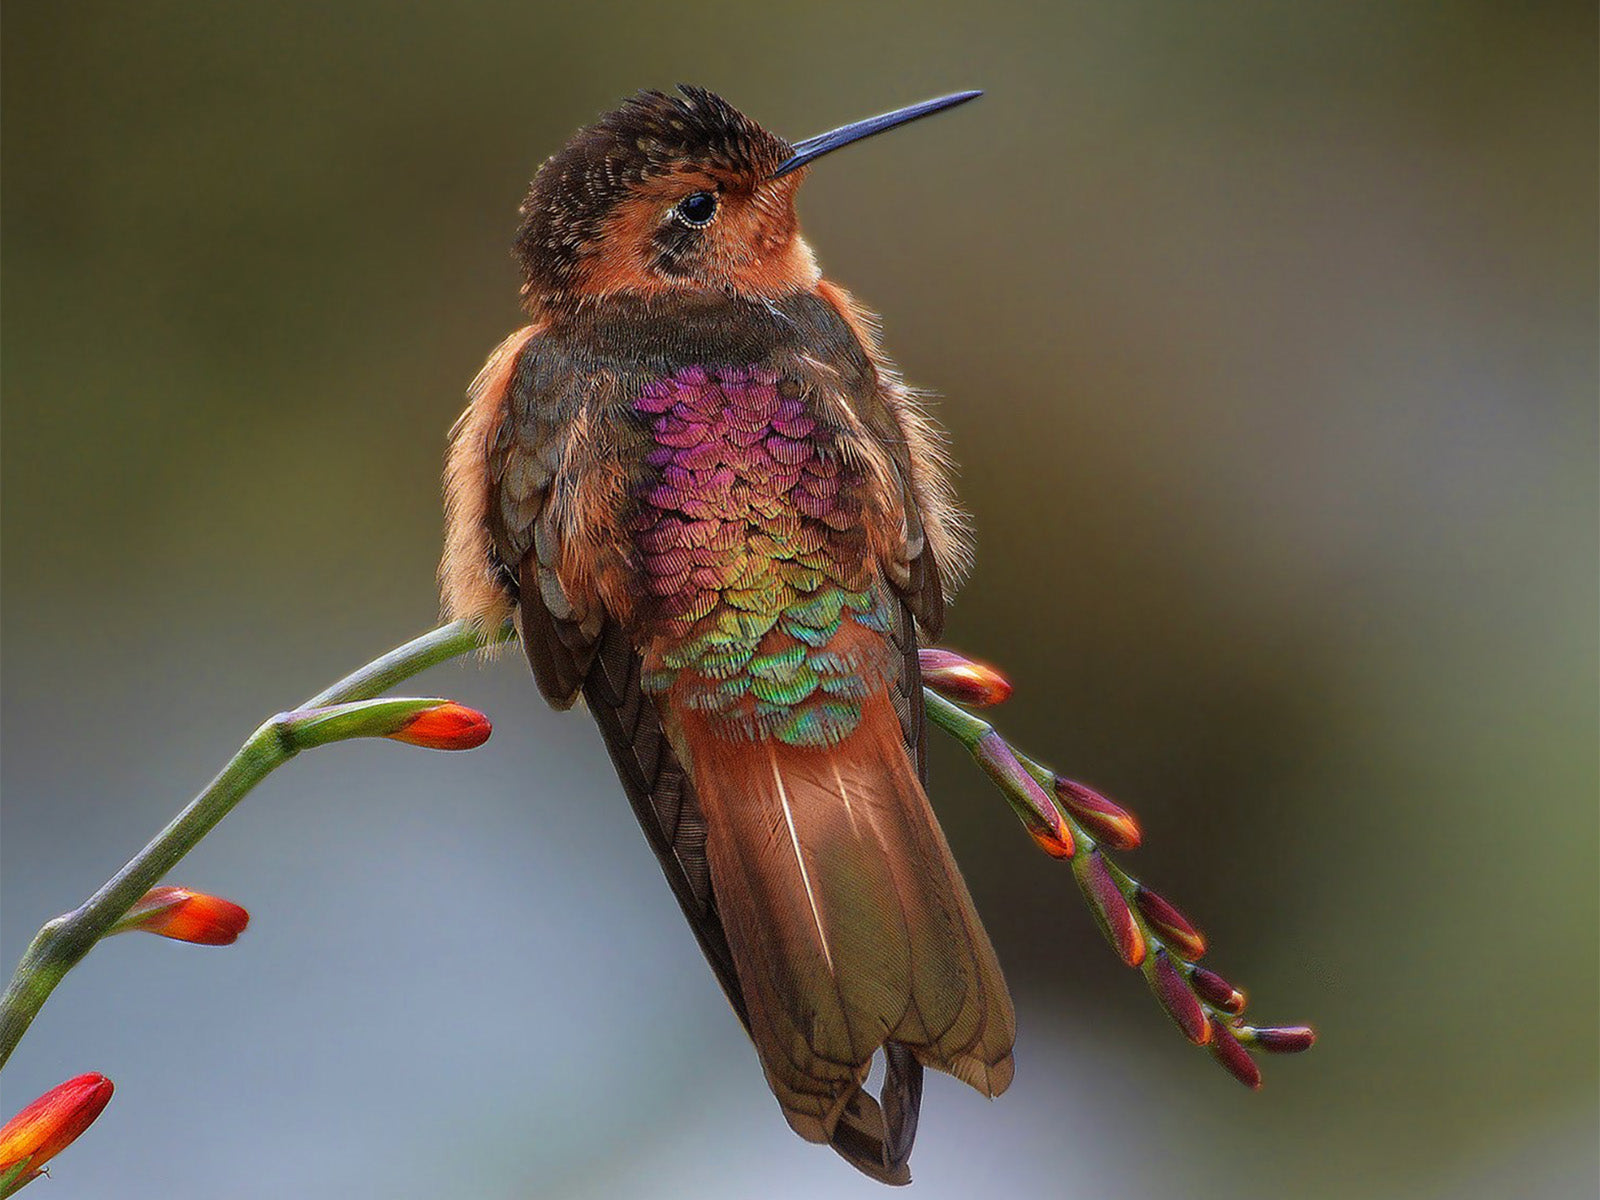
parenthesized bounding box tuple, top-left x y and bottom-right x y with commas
(1052, 778, 1142, 850)
(1134, 887, 1207, 960)
(1073, 851, 1145, 966)
(385, 701, 491, 750)
(1241, 1025, 1317, 1054)
(1189, 966, 1247, 1014)
(1208, 1021, 1263, 1090)
(0, 1073, 114, 1190)
(113, 886, 250, 946)
(918, 648, 1013, 707)
(972, 732, 1074, 858)
(1148, 949, 1211, 1044)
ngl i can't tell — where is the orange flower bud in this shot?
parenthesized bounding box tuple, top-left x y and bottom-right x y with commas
(917, 649, 1013, 707)
(113, 886, 250, 946)
(0, 1073, 114, 1194)
(385, 701, 491, 750)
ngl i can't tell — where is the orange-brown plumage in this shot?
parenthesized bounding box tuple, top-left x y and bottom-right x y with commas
(577, 167, 818, 301)
(442, 86, 1000, 1184)
(440, 323, 537, 631)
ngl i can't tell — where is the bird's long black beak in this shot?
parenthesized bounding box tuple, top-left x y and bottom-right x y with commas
(769, 90, 982, 179)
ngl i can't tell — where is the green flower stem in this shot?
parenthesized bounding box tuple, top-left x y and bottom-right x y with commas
(0, 1160, 36, 1198)
(0, 619, 510, 1069)
(921, 687, 992, 748)
(300, 619, 513, 708)
(922, 690, 1089, 851)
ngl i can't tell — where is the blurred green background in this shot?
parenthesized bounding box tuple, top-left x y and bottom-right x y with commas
(3, 3, 1594, 1197)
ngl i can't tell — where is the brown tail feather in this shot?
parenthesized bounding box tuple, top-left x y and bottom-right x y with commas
(673, 690, 1014, 1175)
(826, 1041, 923, 1184)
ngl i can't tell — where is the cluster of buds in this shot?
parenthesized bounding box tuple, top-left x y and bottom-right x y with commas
(919, 648, 1315, 1087)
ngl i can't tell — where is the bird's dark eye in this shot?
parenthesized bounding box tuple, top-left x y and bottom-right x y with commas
(676, 190, 718, 228)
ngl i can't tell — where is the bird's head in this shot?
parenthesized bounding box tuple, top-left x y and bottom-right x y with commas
(514, 86, 980, 313)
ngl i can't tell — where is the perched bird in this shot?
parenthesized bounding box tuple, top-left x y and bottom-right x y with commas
(441, 86, 1010, 1184)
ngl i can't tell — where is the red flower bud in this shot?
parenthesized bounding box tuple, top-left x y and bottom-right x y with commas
(918, 649, 1012, 707)
(1072, 850, 1144, 966)
(1241, 1025, 1317, 1054)
(1208, 1021, 1263, 1090)
(0, 1073, 114, 1193)
(1146, 949, 1211, 1044)
(1134, 887, 1207, 960)
(385, 701, 491, 750)
(113, 886, 249, 946)
(972, 732, 1074, 858)
(1052, 778, 1142, 850)
(1189, 966, 1247, 1014)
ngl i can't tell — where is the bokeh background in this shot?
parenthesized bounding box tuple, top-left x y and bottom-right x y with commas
(3, 3, 1594, 1197)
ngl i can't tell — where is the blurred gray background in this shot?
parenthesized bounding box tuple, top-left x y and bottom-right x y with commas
(3, 2, 1594, 1197)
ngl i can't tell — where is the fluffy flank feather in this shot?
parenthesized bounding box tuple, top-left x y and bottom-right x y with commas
(440, 325, 538, 630)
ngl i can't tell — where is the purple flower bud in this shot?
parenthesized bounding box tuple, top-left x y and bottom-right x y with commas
(1189, 966, 1247, 1014)
(1240, 1025, 1317, 1054)
(918, 648, 1012, 707)
(973, 732, 1074, 858)
(1209, 1021, 1262, 1090)
(1147, 949, 1210, 1044)
(1052, 778, 1141, 850)
(1073, 851, 1144, 966)
(1134, 887, 1206, 960)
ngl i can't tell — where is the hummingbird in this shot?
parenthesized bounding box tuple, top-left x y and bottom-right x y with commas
(441, 86, 1011, 1184)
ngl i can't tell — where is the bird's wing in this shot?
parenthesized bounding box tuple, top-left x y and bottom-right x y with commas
(576, 620, 748, 1027)
(465, 331, 751, 1031)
